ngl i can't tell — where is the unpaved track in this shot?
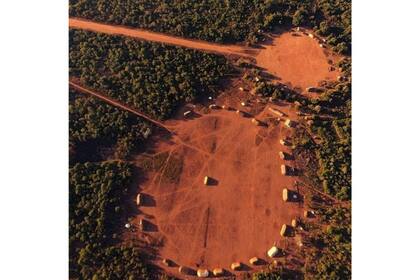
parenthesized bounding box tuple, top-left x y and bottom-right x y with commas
(69, 81, 171, 131)
(69, 81, 212, 156)
(69, 18, 257, 57)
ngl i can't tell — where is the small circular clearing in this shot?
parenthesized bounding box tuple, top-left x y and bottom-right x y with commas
(256, 31, 340, 90)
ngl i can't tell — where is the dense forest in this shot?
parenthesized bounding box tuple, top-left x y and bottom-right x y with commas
(303, 205, 351, 280)
(69, 0, 350, 54)
(70, 30, 232, 120)
(293, 58, 352, 200)
(69, 89, 152, 163)
(69, 161, 154, 279)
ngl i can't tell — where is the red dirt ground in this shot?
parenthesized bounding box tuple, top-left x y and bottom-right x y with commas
(69, 19, 344, 277)
(256, 31, 341, 91)
(70, 19, 340, 92)
(69, 18, 257, 58)
(129, 91, 305, 277)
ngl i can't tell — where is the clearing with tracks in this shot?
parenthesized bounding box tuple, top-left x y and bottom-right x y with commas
(131, 99, 303, 272)
(69, 17, 343, 278)
(69, 18, 340, 91)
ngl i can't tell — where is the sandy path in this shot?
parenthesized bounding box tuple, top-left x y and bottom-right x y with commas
(69, 18, 257, 58)
(69, 81, 171, 131)
(70, 80, 213, 156)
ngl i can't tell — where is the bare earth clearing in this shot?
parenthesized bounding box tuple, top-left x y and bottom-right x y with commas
(70, 18, 344, 278)
(69, 18, 340, 91)
(256, 32, 341, 90)
(130, 95, 303, 277)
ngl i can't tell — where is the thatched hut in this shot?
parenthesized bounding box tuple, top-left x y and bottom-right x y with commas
(213, 268, 224, 277)
(282, 188, 289, 202)
(249, 257, 259, 265)
(231, 262, 241, 271)
(252, 118, 260, 126)
(162, 259, 170, 267)
(183, 110, 192, 118)
(267, 246, 279, 258)
(281, 164, 289, 175)
(179, 266, 192, 275)
(203, 176, 209, 185)
(280, 224, 289, 237)
(136, 193, 142, 206)
(285, 119, 294, 128)
(279, 151, 285, 159)
(197, 269, 209, 278)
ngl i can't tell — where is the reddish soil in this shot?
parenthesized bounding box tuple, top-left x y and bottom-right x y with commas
(69, 20, 345, 277)
(70, 19, 341, 92)
(128, 90, 305, 277)
(256, 31, 341, 91)
(69, 18, 257, 57)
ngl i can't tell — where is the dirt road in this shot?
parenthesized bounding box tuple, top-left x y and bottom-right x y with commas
(70, 18, 340, 90)
(70, 81, 214, 156)
(69, 18, 257, 58)
(69, 81, 171, 131)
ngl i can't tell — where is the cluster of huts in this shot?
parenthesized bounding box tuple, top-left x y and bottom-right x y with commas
(162, 244, 289, 278)
(124, 193, 150, 232)
(156, 95, 320, 278)
(198, 97, 266, 127)
(164, 255, 267, 278)
(295, 26, 327, 49)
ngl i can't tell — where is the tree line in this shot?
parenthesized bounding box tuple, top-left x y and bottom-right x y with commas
(70, 30, 232, 120)
(250, 57, 351, 278)
(69, 0, 350, 54)
(69, 161, 154, 279)
(69, 89, 152, 163)
(303, 206, 351, 280)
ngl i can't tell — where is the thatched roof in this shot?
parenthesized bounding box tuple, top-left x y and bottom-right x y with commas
(197, 269, 209, 277)
(249, 257, 259, 265)
(267, 246, 279, 258)
(136, 193, 142, 206)
(203, 176, 209, 185)
(162, 259, 170, 267)
(179, 266, 191, 274)
(281, 164, 287, 175)
(280, 224, 289, 237)
(282, 188, 289, 201)
(231, 262, 241, 270)
(213, 268, 224, 276)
